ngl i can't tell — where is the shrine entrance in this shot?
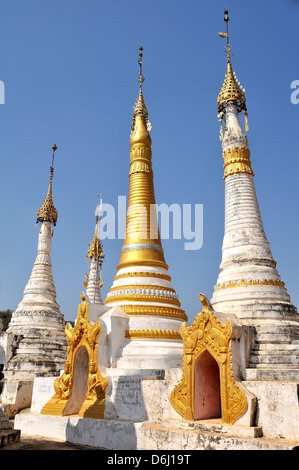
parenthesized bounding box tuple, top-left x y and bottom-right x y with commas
(170, 294, 247, 425)
(194, 350, 221, 420)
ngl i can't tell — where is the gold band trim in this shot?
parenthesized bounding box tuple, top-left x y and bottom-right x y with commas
(129, 159, 153, 176)
(214, 279, 285, 291)
(117, 259, 169, 271)
(223, 146, 254, 179)
(125, 329, 182, 340)
(121, 304, 187, 321)
(105, 293, 181, 307)
(114, 272, 171, 282)
(130, 146, 152, 161)
(109, 284, 175, 294)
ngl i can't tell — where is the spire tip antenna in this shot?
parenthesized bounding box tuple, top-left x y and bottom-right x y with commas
(51, 142, 57, 169)
(138, 46, 145, 88)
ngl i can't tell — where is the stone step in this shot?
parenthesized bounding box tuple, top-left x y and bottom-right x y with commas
(254, 334, 299, 343)
(245, 367, 299, 381)
(8, 354, 66, 365)
(144, 419, 263, 438)
(253, 321, 299, 332)
(249, 355, 298, 365)
(6, 357, 65, 376)
(0, 413, 12, 430)
(17, 339, 66, 349)
(0, 429, 21, 448)
(253, 329, 299, 341)
(16, 345, 66, 355)
(139, 420, 299, 450)
(249, 363, 299, 369)
(252, 343, 298, 351)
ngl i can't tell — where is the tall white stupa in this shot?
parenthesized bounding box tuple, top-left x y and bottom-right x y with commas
(211, 10, 299, 379)
(1, 144, 67, 416)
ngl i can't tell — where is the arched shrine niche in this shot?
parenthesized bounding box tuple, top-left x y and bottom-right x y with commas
(170, 294, 247, 425)
(194, 350, 221, 420)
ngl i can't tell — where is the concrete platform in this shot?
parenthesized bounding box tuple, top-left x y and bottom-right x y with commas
(15, 413, 143, 450)
(139, 419, 299, 450)
(1, 434, 100, 450)
(14, 412, 299, 451)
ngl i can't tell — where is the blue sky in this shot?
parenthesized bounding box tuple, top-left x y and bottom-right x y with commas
(0, 0, 298, 322)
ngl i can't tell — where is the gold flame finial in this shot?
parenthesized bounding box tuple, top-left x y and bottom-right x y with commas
(217, 9, 248, 136)
(87, 192, 104, 262)
(36, 143, 58, 226)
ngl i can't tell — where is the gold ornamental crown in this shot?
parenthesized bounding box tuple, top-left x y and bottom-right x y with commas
(86, 218, 105, 261)
(217, 8, 247, 117)
(217, 56, 247, 115)
(36, 143, 58, 226)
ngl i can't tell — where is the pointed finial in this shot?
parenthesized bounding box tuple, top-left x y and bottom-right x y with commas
(49, 142, 57, 181)
(217, 9, 247, 114)
(131, 46, 151, 134)
(218, 8, 231, 60)
(217, 9, 249, 135)
(36, 143, 58, 225)
(138, 46, 145, 89)
(51, 142, 57, 164)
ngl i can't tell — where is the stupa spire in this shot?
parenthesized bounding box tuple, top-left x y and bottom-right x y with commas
(85, 192, 104, 304)
(117, 46, 166, 271)
(3, 143, 66, 387)
(217, 9, 249, 142)
(211, 9, 297, 321)
(104, 47, 186, 369)
(36, 143, 58, 226)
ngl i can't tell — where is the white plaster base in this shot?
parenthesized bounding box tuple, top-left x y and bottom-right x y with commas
(14, 368, 299, 450)
(115, 338, 184, 370)
(30, 375, 61, 414)
(0, 380, 33, 417)
(244, 380, 299, 441)
(15, 413, 143, 450)
(14, 413, 299, 450)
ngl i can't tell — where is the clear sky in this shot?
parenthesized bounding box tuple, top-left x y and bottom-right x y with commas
(0, 0, 298, 323)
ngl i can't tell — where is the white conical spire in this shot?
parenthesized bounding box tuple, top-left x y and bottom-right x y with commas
(211, 12, 297, 320)
(85, 193, 104, 305)
(4, 144, 67, 380)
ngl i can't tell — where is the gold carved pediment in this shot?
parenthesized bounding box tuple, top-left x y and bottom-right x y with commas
(41, 292, 108, 419)
(170, 294, 247, 425)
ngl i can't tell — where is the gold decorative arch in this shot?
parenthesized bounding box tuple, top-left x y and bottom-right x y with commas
(41, 292, 108, 419)
(170, 294, 247, 425)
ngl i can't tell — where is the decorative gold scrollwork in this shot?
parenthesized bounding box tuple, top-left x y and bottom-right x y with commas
(41, 292, 108, 419)
(170, 294, 247, 425)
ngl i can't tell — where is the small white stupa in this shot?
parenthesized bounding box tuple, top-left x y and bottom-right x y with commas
(0, 144, 67, 417)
